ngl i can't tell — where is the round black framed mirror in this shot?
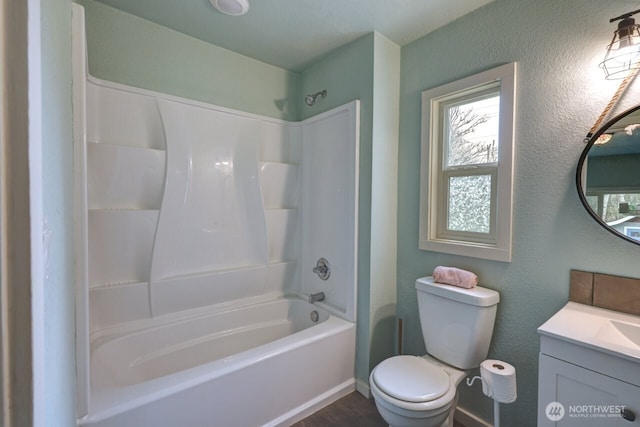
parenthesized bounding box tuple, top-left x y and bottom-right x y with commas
(577, 104, 640, 246)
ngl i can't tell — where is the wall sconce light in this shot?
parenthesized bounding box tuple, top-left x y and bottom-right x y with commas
(599, 8, 640, 79)
(586, 9, 640, 142)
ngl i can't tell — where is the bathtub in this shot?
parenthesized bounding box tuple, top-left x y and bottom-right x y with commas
(79, 297, 356, 427)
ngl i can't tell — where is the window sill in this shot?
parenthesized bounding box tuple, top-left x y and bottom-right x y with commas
(419, 238, 511, 262)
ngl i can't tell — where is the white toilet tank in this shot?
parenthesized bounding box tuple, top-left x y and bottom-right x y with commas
(416, 276, 500, 370)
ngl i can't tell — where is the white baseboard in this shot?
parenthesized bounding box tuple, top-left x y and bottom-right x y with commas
(455, 405, 492, 427)
(355, 378, 370, 398)
(272, 379, 355, 426)
(357, 379, 490, 427)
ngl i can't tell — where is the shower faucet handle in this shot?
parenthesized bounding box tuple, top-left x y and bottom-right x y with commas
(312, 258, 330, 280)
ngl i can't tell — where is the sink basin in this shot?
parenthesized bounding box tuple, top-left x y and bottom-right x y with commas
(597, 319, 640, 350)
(538, 302, 640, 362)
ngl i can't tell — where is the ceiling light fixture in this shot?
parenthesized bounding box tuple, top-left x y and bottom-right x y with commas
(210, 0, 249, 16)
(599, 8, 640, 79)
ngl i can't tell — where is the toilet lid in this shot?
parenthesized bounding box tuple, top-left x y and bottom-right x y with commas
(372, 356, 450, 403)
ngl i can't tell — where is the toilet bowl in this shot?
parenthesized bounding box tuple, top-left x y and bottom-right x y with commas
(370, 355, 466, 427)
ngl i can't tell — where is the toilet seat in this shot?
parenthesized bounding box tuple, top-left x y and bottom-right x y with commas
(369, 356, 459, 413)
(372, 356, 450, 403)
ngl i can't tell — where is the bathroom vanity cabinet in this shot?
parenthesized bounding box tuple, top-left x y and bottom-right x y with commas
(538, 354, 640, 425)
(537, 302, 640, 426)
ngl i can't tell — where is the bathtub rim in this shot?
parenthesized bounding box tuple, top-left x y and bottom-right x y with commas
(88, 292, 350, 351)
(89, 292, 285, 342)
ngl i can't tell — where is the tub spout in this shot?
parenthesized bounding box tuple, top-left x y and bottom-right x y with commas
(309, 292, 325, 304)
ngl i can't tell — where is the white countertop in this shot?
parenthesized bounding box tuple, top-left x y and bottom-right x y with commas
(538, 302, 640, 363)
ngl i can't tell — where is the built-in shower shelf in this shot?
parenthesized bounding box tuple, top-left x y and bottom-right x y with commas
(90, 280, 148, 289)
(150, 265, 271, 315)
(86, 79, 166, 151)
(264, 207, 298, 211)
(268, 260, 296, 266)
(86, 140, 166, 152)
(265, 207, 298, 211)
(89, 208, 160, 212)
(259, 160, 297, 166)
(153, 264, 268, 282)
(89, 281, 151, 329)
(88, 209, 158, 287)
(87, 141, 166, 210)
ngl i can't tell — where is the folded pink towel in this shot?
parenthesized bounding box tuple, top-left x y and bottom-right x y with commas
(433, 266, 478, 289)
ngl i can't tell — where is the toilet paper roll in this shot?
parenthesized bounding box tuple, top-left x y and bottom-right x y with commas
(480, 359, 517, 403)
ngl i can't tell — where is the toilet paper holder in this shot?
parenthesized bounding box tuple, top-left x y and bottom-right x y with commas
(467, 375, 503, 427)
(466, 360, 516, 427)
(466, 375, 485, 388)
(466, 375, 492, 396)
(466, 361, 508, 393)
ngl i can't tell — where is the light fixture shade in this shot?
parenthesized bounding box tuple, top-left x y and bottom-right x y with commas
(210, 0, 249, 16)
(594, 133, 613, 145)
(599, 17, 640, 79)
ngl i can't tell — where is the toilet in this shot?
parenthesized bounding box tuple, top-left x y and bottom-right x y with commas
(370, 276, 500, 427)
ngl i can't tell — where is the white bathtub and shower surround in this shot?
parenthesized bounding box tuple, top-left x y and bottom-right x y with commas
(72, 4, 359, 426)
(82, 79, 359, 325)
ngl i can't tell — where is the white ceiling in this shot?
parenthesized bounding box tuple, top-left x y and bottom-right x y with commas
(92, 0, 494, 71)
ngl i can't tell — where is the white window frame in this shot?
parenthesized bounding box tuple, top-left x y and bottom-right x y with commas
(419, 63, 516, 262)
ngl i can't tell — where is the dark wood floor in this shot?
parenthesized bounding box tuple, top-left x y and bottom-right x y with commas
(291, 392, 466, 427)
(291, 392, 386, 427)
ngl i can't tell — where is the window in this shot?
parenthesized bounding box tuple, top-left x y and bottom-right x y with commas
(586, 190, 640, 222)
(586, 190, 640, 241)
(419, 63, 516, 262)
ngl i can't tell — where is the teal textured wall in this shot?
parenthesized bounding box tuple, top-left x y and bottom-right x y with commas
(77, 0, 299, 121)
(41, 1, 77, 425)
(587, 154, 640, 188)
(398, 0, 640, 424)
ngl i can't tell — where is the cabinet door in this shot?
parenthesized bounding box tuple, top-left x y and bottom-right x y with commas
(538, 354, 640, 426)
